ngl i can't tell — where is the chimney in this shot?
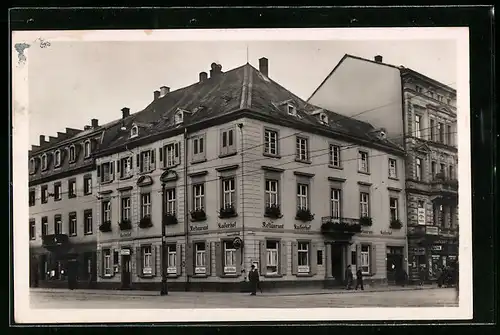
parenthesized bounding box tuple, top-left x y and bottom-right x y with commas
(259, 57, 269, 77)
(209, 63, 222, 78)
(39, 135, 46, 145)
(159, 86, 170, 97)
(374, 55, 383, 63)
(84, 125, 91, 131)
(91, 119, 99, 128)
(199, 72, 208, 83)
(153, 90, 160, 100)
(121, 107, 130, 119)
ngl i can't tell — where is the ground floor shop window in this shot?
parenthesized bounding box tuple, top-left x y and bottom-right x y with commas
(360, 245, 370, 274)
(167, 245, 177, 274)
(266, 240, 279, 275)
(297, 242, 310, 273)
(195, 242, 206, 274)
(103, 249, 112, 276)
(224, 241, 236, 274)
(142, 246, 153, 275)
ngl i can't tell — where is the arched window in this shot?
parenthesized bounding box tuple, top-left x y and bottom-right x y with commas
(175, 112, 184, 125)
(29, 158, 35, 173)
(130, 126, 139, 138)
(41, 154, 48, 171)
(69, 145, 76, 162)
(84, 140, 91, 158)
(54, 150, 61, 167)
(287, 104, 296, 116)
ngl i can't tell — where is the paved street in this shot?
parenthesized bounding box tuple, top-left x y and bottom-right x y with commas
(30, 287, 458, 309)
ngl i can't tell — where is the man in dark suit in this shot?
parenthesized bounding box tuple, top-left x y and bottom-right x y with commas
(355, 267, 364, 290)
(248, 264, 260, 296)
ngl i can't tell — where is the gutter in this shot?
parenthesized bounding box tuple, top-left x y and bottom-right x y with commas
(183, 127, 190, 291)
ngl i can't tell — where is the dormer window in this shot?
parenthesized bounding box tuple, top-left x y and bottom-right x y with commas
(130, 126, 138, 139)
(54, 150, 62, 167)
(287, 105, 297, 116)
(69, 145, 76, 163)
(175, 112, 184, 125)
(84, 140, 91, 158)
(319, 113, 328, 124)
(41, 154, 48, 171)
(29, 158, 35, 174)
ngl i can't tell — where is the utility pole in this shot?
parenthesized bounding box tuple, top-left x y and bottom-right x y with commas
(160, 182, 168, 295)
(238, 123, 245, 279)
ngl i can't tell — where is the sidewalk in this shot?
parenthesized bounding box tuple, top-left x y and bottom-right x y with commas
(30, 284, 441, 297)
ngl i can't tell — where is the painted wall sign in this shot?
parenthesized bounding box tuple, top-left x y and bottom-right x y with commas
(189, 224, 209, 232)
(218, 222, 237, 229)
(262, 222, 284, 229)
(431, 245, 442, 251)
(294, 224, 311, 230)
(380, 230, 393, 235)
(417, 208, 426, 225)
(120, 231, 132, 237)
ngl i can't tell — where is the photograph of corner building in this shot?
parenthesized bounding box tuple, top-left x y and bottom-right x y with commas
(88, 57, 408, 291)
(28, 119, 104, 288)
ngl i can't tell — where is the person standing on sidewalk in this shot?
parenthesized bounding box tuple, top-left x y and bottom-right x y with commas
(248, 264, 260, 296)
(355, 267, 364, 290)
(345, 265, 353, 290)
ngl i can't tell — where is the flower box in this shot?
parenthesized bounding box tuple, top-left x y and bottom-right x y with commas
(190, 208, 207, 222)
(359, 216, 373, 226)
(264, 204, 283, 219)
(119, 219, 132, 231)
(99, 221, 112, 232)
(219, 204, 238, 218)
(390, 218, 403, 229)
(139, 215, 153, 229)
(295, 207, 315, 222)
(163, 213, 178, 226)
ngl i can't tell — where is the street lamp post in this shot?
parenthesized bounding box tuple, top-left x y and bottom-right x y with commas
(160, 182, 168, 296)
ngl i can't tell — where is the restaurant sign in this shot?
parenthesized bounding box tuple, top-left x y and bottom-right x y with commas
(218, 222, 237, 229)
(262, 222, 284, 229)
(190, 224, 209, 232)
(294, 224, 311, 231)
(417, 208, 426, 225)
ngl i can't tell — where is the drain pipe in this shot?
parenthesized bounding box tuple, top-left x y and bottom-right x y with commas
(237, 123, 245, 280)
(183, 127, 190, 291)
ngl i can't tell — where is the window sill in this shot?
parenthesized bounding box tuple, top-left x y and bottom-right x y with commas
(264, 274, 283, 278)
(119, 175, 134, 181)
(192, 274, 209, 278)
(84, 232, 93, 236)
(54, 165, 62, 169)
(358, 171, 371, 175)
(138, 170, 155, 175)
(68, 195, 77, 199)
(69, 234, 77, 237)
(388, 176, 399, 181)
(294, 159, 311, 164)
(219, 213, 238, 219)
(41, 201, 48, 204)
(100, 180, 113, 185)
(54, 198, 62, 202)
(221, 273, 239, 278)
(190, 217, 207, 222)
(69, 161, 77, 165)
(166, 274, 179, 278)
(141, 274, 155, 279)
(219, 152, 238, 159)
(296, 273, 314, 277)
(30, 238, 36, 241)
(328, 164, 343, 170)
(263, 152, 281, 159)
(83, 192, 92, 196)
(191, 158, 207, 165)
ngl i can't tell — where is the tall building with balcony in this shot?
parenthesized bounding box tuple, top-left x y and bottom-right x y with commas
(92, 58, 407, 291)
(308, 54, 458, 284)
(28, 119, 106, 288)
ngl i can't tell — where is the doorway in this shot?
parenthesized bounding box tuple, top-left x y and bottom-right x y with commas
(331, 244, 344, 285)
(386, 246, 404, 284)
(121, 254, 131, 289)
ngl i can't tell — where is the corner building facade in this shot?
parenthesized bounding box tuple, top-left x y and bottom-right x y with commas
(93, 59, 407, 291)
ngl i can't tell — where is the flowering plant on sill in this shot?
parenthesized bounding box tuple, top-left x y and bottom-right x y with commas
(139, 215, 153, 229)
(359, 216, 373, 226)
(119, 219, 132, 231)
(99, 220, 112, 232)
(295, 207, 314, 222)
(219, 204, 238, 218)
(190, 208, 207, 222)
(163, 212, 178, 226)
(390, 218, 403, 229)
(264, 204, 283, 219)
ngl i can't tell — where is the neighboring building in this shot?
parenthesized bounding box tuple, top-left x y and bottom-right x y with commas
(92, 59, 407, 291)
(308, 54, 458, 284)
(28, 119, 105, 288)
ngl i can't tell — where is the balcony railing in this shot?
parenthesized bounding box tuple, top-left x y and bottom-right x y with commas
(430, 174, 458, 194)
(320, 217, 362, 235)
(407, 225, 458, 238)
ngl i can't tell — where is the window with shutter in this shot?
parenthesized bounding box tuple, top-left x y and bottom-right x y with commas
(310, 244, 318, 275)
(291, 242, 298, 275)
(97, 250, 102, 278)
(136, 247, 142, 277)
(186, 242, 194, 277)
(215, 242, 222, 277)
(280, 240, 287, 275)
(206, 242, 212, 276)
(259, 241, 267, 274)
(176, 244, 182, 276)
(370, 245, 377, 275)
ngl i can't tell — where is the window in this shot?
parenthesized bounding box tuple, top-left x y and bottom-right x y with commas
(68, 180, 76, 198)
(287, 104, 296, 115)
(295, 137, 309, 161)
(447, 98, 452, 105)
(69, 145, 76, 162)
(437, 94, 443, 102)
(220, 129, 236, 156)
(431, 161, 437, 178)
(358, 151, 369, 173)
(100, 162, 112, 183)
(69, 212, 77, 236)
(415, 158, 422, 181)
(84, 210, 93, 234)
(140, 150, 153, 172)
(142, 246, 152, 274)
(330, 188, 341, 218)
(102, 201, 111, 223)
(29, 220, 35, 240)
(120, 157, 133, 178)
(430, 119, 436, 141)
(121, 197, 131, 221)
(167, 245, 176, 274)
(41, 154, 48, 171)
(415, 114, 422, 138)
(266, 240, 279, 275)
(29, 158, 35, 174)
(449, 165, 454, 179)
(192, 135, 205, 161)
(415, 85, 422, 93)
(195, 243, 206, 274)
(223, 241, 236, 274)
(388, 158, 397, 178)
(329, 144, 341, 167)
(438, 205, 445, 227)
(447, 125, 453, 145)
(297, 242, 309, 273)
(317, 250, 323, 265)
(389, 197, 399, 221)
(265, 179, 279, 207)
(54, 215, 62, 234)
(320, 113, 328, 124)
(297, 184, 308, 210)
(360, 192, 370, 218)
(193, 184, 205, 210)
(54, 183, 62, 201)
(264, 129, 279, 156)
(165, 188, 176, 214)
(84, 141, 91, 158)
(175, 112, 183, 125)
(41, 217, 48, 236)
(438, 123, 444, 143)
(428, 91, 435, 99)
(439, 163, 445, 176)
(141, 193, 151, 218)
(163, 143, 179, 168)
(360, 245, 370, 274)
(29, 189, 35, 207)
(103, 249, 112, 276)
(41, 185, 48, 204)
(130, 126, 138, 138)
(54, 150, 61, 167)
(222, 178, 236, 208)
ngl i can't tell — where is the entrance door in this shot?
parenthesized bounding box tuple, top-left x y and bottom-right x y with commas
(331, 244, 343, 285)
(121, 255, 131, 289)
(386, 247, 404, 284)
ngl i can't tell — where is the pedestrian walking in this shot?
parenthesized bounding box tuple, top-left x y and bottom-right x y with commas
(345, 265, 353, 290)
(248, 264, 260, 296)
(355, 267, 364, 290)
(419, 265, 426, 286)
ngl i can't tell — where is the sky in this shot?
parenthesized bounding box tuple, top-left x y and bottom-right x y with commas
(27, 38, 457, 146)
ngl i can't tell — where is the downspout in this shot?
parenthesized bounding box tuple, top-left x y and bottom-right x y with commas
(238, 123, 245, 280)
(183, 127, 190, 291)
(400, 73, 410, 276)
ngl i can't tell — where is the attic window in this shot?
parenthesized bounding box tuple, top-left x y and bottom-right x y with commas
(41, 154, 48, 171)
(54, 150, 62, 167)
(69, 145, 76, 162)
(287, 105, 297, 116)
(29, 158, 35, 174)
(320, 113, 328, 124)
(175, 112, 184, 125)
(130, 126, 139, 138)
(84, 140, 91, 158)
